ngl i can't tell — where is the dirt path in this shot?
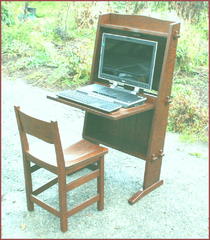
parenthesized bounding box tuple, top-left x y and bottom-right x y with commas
(2, 76, 208, 238)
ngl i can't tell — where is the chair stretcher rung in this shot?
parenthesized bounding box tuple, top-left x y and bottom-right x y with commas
(67, 194, 99, 217)
(66, 169, 99, 192)
(31, 164, 42, 173)
(30, 195, 60, 217)
(32, 177, 58, 196)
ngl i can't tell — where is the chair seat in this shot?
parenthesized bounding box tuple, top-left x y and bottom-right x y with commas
(63, 140, 108, 167)
(27, 139, 107, 169)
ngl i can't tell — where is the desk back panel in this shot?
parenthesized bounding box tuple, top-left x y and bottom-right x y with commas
(90, 14, 168, 92)
(83, 110, 154, 159)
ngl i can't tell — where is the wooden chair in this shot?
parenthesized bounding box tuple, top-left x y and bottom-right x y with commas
(14, 106, 108, 232)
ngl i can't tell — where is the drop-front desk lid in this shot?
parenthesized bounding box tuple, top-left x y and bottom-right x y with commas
(47, 92, 155, 120)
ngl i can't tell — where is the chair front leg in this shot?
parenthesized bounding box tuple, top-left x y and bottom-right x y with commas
(58, 174, 68, 232)
(97, 156, 104, 211)
(23, 157, 34, 211)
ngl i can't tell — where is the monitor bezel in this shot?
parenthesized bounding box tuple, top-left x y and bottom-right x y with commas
(98, 33, 158, 90)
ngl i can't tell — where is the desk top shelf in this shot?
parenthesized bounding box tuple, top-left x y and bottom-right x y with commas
(47, 94, 155, 120)
(100, 24, 169, 37)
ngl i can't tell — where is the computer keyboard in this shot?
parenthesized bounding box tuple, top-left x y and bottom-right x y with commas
(94, 84, 145, 102)
(57, 90, 122, 113)
(78, 84, 147, 107)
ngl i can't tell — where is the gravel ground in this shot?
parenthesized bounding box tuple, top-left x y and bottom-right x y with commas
(2, 77, 208, 239)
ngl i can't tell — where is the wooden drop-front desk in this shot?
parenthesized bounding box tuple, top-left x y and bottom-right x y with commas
(48, 14, 180, 205)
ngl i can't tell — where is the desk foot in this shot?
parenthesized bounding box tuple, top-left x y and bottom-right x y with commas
(128, 180, 163, 205)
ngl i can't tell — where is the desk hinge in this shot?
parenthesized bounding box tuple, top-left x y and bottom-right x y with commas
(151, 150, 164, 161)
(165, 96, 173, 105)
(173, 31, 180, 40)
(110, 81, 118, 89)
(131, 86, 140, 95)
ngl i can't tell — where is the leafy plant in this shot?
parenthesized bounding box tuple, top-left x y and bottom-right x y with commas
(176, 23, 208, 73)
(2, 2, 15, 26)
(168, 86, 208, 142)
(2, 1, 208, 142)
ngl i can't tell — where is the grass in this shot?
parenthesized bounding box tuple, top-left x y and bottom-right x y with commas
(2, 1, 208, 142)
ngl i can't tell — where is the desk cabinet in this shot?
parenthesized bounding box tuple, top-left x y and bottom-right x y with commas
(48, 13, 180, 204)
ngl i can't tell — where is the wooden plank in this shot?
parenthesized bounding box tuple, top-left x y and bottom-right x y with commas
(30, 195, 60, 217)
(128, 180, 163, 204)
(144, 23, 180, 188)
(109, 14, 173, 33)
(66, 155, 100, 175)
(18, 110, 54, 144)
(47, 95, 155, 120)
(84, 135, 147, 160)
(32, 177, 58, 196)
(101, 24, 169, 37)
(97, 158, 104, 210)
(66, 170, 99, 192)
(83, 110, 153, 160)
(31, 164, 41, 173)
(67, 195, 99, 217)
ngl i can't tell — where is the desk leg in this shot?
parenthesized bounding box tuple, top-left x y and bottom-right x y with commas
(128, 158, 163, 204)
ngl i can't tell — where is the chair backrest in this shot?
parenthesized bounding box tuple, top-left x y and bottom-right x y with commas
(14, 106, 65, 169)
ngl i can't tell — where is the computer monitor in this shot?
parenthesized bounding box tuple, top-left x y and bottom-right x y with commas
(98, 33, 158, 90)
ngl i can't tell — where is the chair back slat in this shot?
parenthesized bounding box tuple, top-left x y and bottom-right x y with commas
(16, 108, 54, 144)
(14, 106, 66, 170)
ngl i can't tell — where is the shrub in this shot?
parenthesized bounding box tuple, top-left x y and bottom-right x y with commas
(176, 23, 208, 73)
(2, 2, 15, 26)
(168, 86, 208, 142)
(2, 1, 208, 142)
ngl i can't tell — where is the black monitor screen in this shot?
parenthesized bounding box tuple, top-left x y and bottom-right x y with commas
(98, 33, 158, 90)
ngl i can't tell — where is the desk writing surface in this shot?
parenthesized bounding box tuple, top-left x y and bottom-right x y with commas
(47, 94, 155, 120)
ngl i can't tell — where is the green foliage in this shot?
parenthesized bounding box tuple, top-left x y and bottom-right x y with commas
(168, 1, 208, 24)
(168, 86, 208, 142)
(176, 23, 208, 73)
(2, 2, 15, 26)
(2, 1, 208, 142)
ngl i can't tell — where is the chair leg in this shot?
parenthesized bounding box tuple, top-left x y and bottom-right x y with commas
(23, 158, 34, 211)
(97, 157, 104, 211)
(58, 174, 68, 232)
